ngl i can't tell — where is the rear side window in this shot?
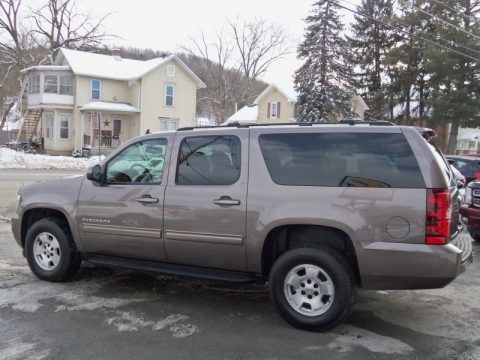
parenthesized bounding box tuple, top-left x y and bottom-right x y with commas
(259, 133, 425, 188)
(176, 135, 241, 185)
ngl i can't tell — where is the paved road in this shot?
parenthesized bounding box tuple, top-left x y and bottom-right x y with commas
(0, 169, 479, 360)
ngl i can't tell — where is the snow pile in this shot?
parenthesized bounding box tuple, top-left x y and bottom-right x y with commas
(0, 148, 104, 170)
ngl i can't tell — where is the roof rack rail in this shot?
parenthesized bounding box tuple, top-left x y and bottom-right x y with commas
(338, 119, 395, 126)
(177, 119, 395, 131)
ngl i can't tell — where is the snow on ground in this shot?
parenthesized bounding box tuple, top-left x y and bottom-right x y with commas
(0, 148, 104, 170)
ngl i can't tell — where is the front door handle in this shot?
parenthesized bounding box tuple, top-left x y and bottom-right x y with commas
(213, 196, 241, 207)
(136, 195, 159, 204)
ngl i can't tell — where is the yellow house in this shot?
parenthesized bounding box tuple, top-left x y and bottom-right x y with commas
(21, 48, 206, 155)
(224, 83, 369, 125)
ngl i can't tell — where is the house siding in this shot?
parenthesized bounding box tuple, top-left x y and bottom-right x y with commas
(75, 76, 129, 105)
(42, 110, 74, 155)
(72, 76, 139, 149)
(140, 60, 197, 133)
(257, 88, 295, 124)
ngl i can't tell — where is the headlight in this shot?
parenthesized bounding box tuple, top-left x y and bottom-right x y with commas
(465, 187, 472, 204)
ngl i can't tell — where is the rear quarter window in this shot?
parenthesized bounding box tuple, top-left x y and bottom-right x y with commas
(259, 132, 425, 188)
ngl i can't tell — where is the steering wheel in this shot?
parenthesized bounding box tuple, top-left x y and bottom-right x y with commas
(130, 164, 153, 183)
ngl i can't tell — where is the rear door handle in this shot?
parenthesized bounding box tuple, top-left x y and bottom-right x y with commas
(213, 196, 241, 206)
(136, 195, 159, 204)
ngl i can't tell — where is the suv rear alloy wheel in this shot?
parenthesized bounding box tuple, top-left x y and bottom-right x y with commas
(269, 246, 355, 331)
(25, 218, 81, 282)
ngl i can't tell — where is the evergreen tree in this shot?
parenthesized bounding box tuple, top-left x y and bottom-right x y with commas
(424, 0, 480, 153)
(347, 0, 394, 119)
(294, 0, 353, 122)
(386, 0, 434, 126)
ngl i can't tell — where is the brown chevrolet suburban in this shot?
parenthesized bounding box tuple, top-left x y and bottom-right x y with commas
(11, 122, 473, 331)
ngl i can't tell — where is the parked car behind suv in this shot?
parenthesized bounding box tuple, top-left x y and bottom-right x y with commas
(445, 155, 480, 183)
(11, 122, 472, 331)
(461, 180, 480, 242)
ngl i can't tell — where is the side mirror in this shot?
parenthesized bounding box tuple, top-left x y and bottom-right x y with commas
(447, 159, 455, 165)
(87, 164, 102, 183)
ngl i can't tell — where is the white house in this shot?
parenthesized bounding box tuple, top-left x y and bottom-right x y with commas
(20, 48, 206, 155)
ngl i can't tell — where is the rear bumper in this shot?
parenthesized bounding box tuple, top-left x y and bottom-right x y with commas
(358, 237, 472, 290)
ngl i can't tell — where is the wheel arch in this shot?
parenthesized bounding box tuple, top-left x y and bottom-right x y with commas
(261, 224, 361, 286)
(21, 208, 73, 248)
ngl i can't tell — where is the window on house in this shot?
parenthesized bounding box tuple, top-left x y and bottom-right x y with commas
(29, 74, 40, 94)
(158, 119, 178, 132)
(165, 84, 175, 106)
(91, 79, 101, 100)
(60, 75, 73, 95)
(270, 102, 278, 118)
(167, 64, 176, 77)
(113, 119, 122, 137)
(59, 114, 70, 139)
(45, 112, 54, 139)
(469, 140, 476, 149)
(44, 75, 58, 93)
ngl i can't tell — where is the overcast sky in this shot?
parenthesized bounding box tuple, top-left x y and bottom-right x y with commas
(29, 0, 359, 91)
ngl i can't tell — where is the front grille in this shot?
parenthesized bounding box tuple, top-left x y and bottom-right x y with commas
(473, 190, 480, 197)
(474, 199, 480, 207)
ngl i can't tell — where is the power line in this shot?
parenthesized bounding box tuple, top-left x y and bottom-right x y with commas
(384, 0, 480, 57)
(431, 0, 480, 25)
(338, 0, 480, 63)
(405, 0, 480, 42)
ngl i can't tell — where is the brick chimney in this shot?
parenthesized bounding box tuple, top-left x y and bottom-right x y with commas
(111, 48, 121, 61)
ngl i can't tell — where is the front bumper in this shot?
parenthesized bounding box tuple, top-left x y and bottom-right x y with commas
(11, 213, 22, 248)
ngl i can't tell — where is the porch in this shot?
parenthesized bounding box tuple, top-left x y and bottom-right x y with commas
(79, 102, 141, 154)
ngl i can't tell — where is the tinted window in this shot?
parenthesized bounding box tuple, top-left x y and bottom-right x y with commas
(106, 139, 167, 184)
(259, 133, 425, 188)
(176, 135, 241, 185)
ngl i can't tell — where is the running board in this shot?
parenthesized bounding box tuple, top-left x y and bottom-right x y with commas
(83, 253, 263, 283)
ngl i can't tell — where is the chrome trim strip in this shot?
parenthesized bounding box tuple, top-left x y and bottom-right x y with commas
(81, 224, 161, 238)
(165, 230, 243, 245)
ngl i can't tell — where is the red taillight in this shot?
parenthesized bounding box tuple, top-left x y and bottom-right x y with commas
(426, 189, 451, 245)
(475, 172, 480, 180)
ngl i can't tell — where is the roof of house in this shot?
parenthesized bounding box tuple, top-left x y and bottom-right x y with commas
(78, 101, 141, 113)
(223, 105, 259, 124)
(254, 83, 298, 104)
(24, 48, 206, 88)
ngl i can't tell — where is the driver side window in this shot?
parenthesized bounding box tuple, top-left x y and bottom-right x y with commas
(106, 138, 167, 184)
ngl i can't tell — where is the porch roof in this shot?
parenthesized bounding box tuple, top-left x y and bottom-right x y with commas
(78, 101, 141, 113)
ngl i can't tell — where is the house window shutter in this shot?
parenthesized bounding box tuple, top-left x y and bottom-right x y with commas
(277, 102, 281, 118)
(267, 102, 271, 119)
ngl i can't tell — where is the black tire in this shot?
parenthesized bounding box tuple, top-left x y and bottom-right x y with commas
(25, 217, 81, 282)
(470, 232, 480, 242)
(269, 246, 355, 331)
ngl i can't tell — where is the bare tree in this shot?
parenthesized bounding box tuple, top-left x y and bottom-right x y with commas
(0, 0, 34, 89)
(180, 30, 242, 123)
(229, 17, 291, 105)
(29, 0, 113, 55)
(180, 17, 291, 122)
